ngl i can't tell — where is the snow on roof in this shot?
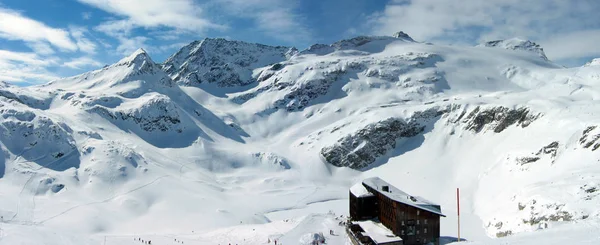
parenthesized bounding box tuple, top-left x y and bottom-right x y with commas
(355, 220, 402, 244)
(362, 177, 445, 217)
(350, 182, 374, 198)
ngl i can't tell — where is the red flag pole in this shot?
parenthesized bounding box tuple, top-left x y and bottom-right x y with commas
(457, 188, 460, 242)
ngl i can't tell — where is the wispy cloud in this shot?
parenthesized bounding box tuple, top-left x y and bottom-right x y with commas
(69, 26, 97, 54)
(62, 56, 103, 70)
(0, 8, 78, 51)
(216, 0, 311, 43)
(0, 50, 59, 83)
(115, 36, 149, 55)
(77, 0, 224, 33)
(0, 50, 56, 66)
(26, 42, 56, 55)
(82, 12, 92, 20)
(78, 0, 227, 57)
(541, 30, 600, 61)
(370, 0, 600, 63)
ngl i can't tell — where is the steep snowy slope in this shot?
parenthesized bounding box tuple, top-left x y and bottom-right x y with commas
(162, 38, 295, 88)
(1, 32, 600, 245)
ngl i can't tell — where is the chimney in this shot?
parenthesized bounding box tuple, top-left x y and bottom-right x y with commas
(382, 186, 389, 192)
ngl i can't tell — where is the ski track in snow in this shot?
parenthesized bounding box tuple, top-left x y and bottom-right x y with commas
(37, 175, 169, 224)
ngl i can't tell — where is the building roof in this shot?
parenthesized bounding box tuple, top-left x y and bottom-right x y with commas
(362, 177, 445, 217)
(355, 220, 403, 244)
(350, 181, 375, 198)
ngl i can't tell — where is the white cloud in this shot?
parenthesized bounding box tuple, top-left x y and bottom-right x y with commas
(0, 50, 55, 66)
(69, 26, 97, 54)
(95, 19, 136, 36)
(0, 50, 58, 83)
(0, 8, 78, 51)
(77, 0, 223, 34)
(63, 57, 103, 70)
(540, 30, 600, 61)
(26, 42, 56, 55)
(82, 12, 92, 20)
(78, 0, 225, 57)
(151, 42, 189, 54)
(115, 36, 150, 55)
(216, 0, 311, 43)
(370, 0, 600, 63)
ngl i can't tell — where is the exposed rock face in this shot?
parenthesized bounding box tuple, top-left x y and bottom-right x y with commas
(234, 52, 444, 112)
(584, 58, 600, 67)
(88, 94, 182, 133)
(162, 38, 292, 87)
(516, 141, 560, 167)
(580, 183, 600, 200)
(319, 108, 447, 169)
(299, 35, 407, 56)
(490, 199, 579, 238)
(0, 106, 78, 170)
(579, 126, 600, 151)
(250, 152, 291, 169)
(321, 117, 424, 169)
(43, 48, 174, 93)
(392, 31, 415, 42)
(459, 106, 540, 133)
(0, 89, 51, 110)
(486, 199, 589, 237)
(272, 65, 350, 112)
(116, 48, 170, 83)
(321, 105, 541, 170)
(479, 38, 549, 61)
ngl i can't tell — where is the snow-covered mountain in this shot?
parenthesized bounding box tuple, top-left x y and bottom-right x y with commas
(478, 38, 549, 61)
(1, 33, 600, 245)
(162, 38, 294, 88)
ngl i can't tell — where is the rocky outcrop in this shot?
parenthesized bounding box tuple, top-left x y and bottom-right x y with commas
(479, 38, 548, 61)
(88, 95, 182, 133)
(0, 106, 78, 170)
(272, 66, 350, 111)
(300, 32, 416, 56)
(489, 199, 581, 238)
(234, 52, 444, 112)
(392, 31, 415, 42)
(321, 117, 424, 169)
(163, 38, 292, 87)
(459, 106, 540, 133)
(320, 108, 444, 169)
(516, 141, 559, 167)
(579, 126, 600, 151)
(584, 58, 600, 67)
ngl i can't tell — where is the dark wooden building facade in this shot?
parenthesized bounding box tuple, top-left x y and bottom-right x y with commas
(349, 177, 445, 245)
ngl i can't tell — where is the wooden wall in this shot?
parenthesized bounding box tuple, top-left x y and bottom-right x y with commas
(349, 191, 377, 221)
(362, 184, 442, 245)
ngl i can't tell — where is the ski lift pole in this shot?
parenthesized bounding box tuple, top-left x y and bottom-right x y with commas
(457, 188, 460, 242)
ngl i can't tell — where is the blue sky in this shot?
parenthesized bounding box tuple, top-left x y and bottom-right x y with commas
(1, 0, 600, 85)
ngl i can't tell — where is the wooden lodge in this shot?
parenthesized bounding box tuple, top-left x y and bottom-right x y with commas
(348, 177, 445, 245)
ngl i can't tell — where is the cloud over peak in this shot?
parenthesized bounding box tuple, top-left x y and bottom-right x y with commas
(0, 8, 78, 51)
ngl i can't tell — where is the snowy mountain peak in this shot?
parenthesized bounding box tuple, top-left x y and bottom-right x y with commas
(392, 31, 415, 42)
(479, 38, 548, 60)
(40, 47, 172, 92)
(584, 58, 600, 67)
(300, 34, 410, 56)
(116, 48, 155, 68)
(162, 38, 292, 87)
